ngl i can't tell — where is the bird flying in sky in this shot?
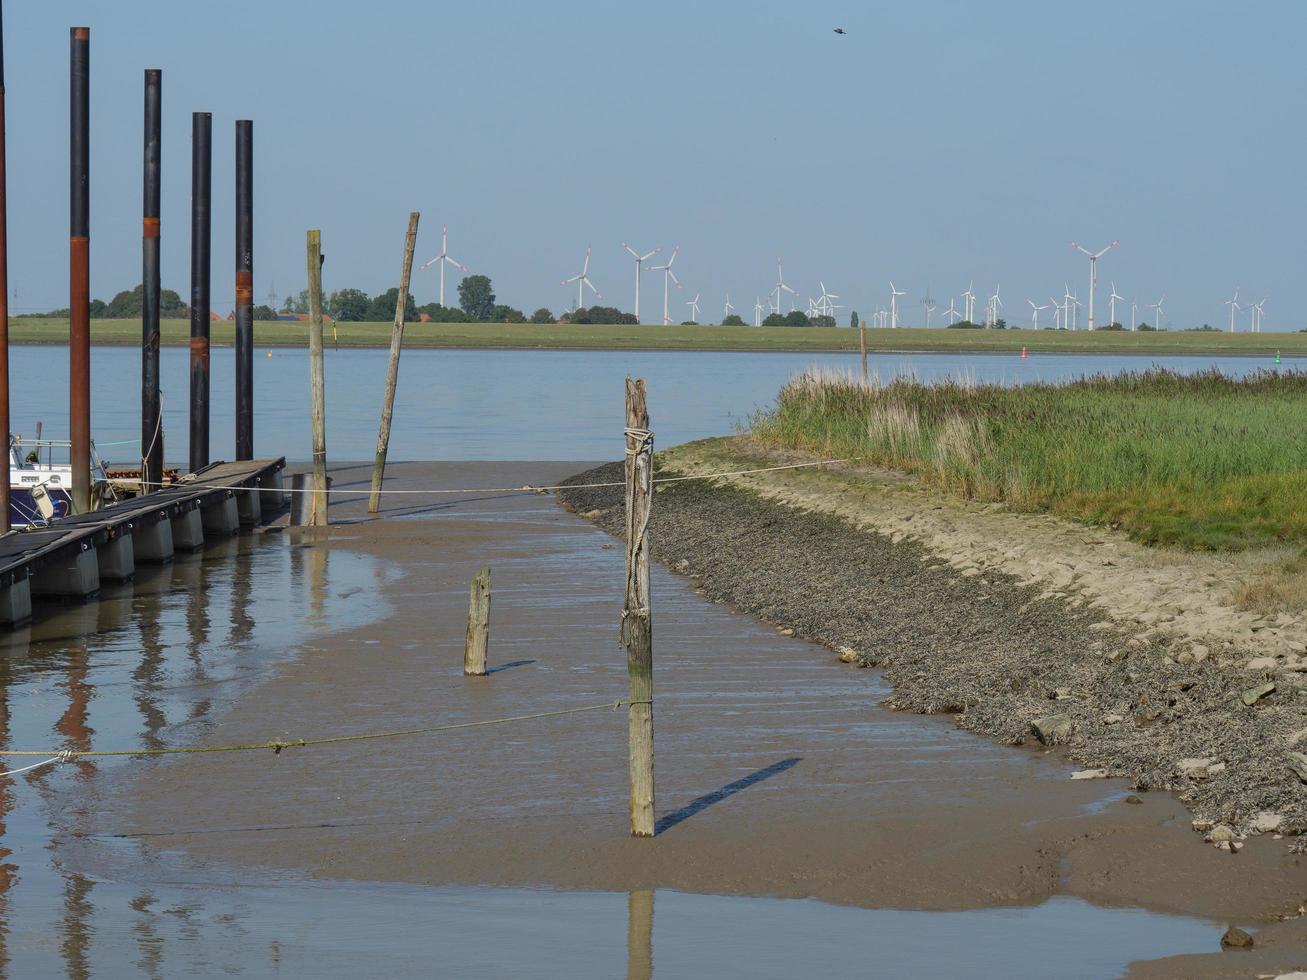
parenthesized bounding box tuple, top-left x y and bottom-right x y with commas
(834, 27, 846, 34)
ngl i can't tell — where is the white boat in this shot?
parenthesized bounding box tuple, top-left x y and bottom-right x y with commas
(8, 435, 116, 528)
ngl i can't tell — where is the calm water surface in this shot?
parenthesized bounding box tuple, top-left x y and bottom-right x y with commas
(0, 348, 1247, 976)
(11, 344, 1294, 462)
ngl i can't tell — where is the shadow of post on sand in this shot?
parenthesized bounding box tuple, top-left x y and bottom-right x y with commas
(655, 758, 801, 836)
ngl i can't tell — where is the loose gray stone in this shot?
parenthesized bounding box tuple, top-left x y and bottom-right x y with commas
(1220, 925, 1254, 949)
(1032, 713, 1073, 745)
(1242, 682, 1276, 706)
(1287, 751, 1307, 784)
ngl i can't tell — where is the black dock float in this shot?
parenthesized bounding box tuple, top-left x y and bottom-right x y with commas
(0, 457, 285, 625)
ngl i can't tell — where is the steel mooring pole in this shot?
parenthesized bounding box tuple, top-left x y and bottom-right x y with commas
(141, 69, 162, 492)
(189, 111, 211, 474)
(69, 27, 91, 514)
(0, 4, 11, 532)
(234, 120, 253, 461)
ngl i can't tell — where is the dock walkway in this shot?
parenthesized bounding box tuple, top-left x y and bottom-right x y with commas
(0, 458, 286, 625)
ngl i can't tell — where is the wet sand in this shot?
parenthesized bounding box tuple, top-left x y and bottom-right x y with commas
(69, 462, 1307, 977)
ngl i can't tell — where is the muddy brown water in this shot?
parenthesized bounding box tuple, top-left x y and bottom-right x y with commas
(1, 462, 1304, 976)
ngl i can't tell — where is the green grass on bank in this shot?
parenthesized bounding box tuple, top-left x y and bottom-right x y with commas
(7, 317, 1306, 356)
(749, 369, 1307, 550)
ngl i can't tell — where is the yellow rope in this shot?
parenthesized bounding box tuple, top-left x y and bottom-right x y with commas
(0, 699, 650, 760)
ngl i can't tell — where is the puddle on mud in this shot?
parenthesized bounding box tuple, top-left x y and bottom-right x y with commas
(0, 532, 391, 976)
(0, 864, 1221, 979)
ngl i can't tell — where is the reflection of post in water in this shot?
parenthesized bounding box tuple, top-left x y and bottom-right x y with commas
(309, 538, 328, 625)
(59, 870, 94, 980)
(0, 669, 17, 976)
(627, 889, 653, 980)
(56, 644, 96, 780)
(129, 891, 164, 979)
(229, 543, 255, 646)
(133, 592, 168, 751)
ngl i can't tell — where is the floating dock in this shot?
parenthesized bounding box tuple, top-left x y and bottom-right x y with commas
(0, 458, 286, 625)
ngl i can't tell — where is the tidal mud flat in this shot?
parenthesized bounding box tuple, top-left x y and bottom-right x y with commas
(54, 460, 1307, 977)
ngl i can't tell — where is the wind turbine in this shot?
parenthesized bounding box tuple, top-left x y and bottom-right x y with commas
(1226, 287, 1241, 333)
(753, 296, 763, 327)
(986, 285, 1002, 328)
(1070, 240, 1118, 330)
(1252, 298, 1267, 333)
(418, 225, 468, 308)
(1130, 298, 1138, 331)
(649, 246, 681, 325)
(1108, 282, 1125, 329)
(889, 281, 906, 329)
(685, 292, 701, 323)
(1150, 295, 1166, 330)
(921, 290, 936, 327)
(772, 258, 796, 316)
(1050, 297, 1063, 330)
(562, 248, 601, 310)
(961, 282, 976, 324)
(817, 281, 840, 319)
(943, 297, 959, 325)
(724, 293, 735, 321)
(1061, 283, 1075, 331)
(1028, 299, 1049, 330)
(622, 242, 660, 323)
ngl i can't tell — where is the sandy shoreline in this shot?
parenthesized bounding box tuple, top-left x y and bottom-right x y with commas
(63, 459, 1307, 978)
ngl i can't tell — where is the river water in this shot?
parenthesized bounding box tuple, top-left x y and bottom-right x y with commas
(9, 344, 1293, 463)
(0, 346, 1252, 976)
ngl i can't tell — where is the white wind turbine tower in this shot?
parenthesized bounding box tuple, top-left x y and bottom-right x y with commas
(753, 296, 763, 327)
(772, 258, 796, 315)
(1071, 294, 1083, 331)
(1050, 296, 1063, 330)
(649, 246, 681, 325)
(888, 282, 906, 329)
(1108, 282, 1125, 329)
(562, 248, 602, 310)
(1226, 287, 1241, 332)
(685, 292, 701, 323)
(943, 297, 959, 325)
(621, 242, 660, 323)
(986, 285, 1002, 328)
(1131, 298, 1139, 331)
(817, 281, 839, 319)
(1028, 299, 1049, 330)
(961, 282, 976, 324)
(1070, 240, 1118, 330)
(1061, 283, 1075, 331)
(1150, 295, 1166, 330)
(1252, 298, 1267, 333)
(723, 293, 735, 321)
(418, 225, 469, 308)
(922, 290, 936, 327)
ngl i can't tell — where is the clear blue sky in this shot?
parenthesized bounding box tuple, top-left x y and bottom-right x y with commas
(5, 1, 1302, 329)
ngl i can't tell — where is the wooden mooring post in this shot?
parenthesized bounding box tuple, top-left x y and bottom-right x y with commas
(368, 211, 420, 514)
(305, 230, 328, 526)
(622, 377, 654, 837)
(464, 566, 490, 676)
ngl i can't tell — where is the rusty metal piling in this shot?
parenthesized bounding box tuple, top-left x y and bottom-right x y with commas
(0, 5, 11, 532)
(141, 69, 162, 492)
(69, 27, 91, 514)
(234, 120, 253, 461)
(189, 111, 211, 473)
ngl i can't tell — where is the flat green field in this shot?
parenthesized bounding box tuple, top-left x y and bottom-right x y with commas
(8, 318, 1305, 356)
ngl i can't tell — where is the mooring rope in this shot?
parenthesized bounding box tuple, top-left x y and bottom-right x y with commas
(141, 456, 857, 497)
(0, 699, 651, 769)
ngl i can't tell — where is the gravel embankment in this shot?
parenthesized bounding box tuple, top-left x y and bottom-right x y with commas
(559, 462, 1307, 840)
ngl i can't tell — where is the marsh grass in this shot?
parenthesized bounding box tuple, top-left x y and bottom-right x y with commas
(750, 368, 1307, 550)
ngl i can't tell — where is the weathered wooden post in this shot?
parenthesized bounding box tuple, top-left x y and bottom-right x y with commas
(368, 211, 420, 514)
(622, 377, 654, 837)
(306, 230, 328, 527)
(859, 317, 868, 384)
(464, 565, 490, 676)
